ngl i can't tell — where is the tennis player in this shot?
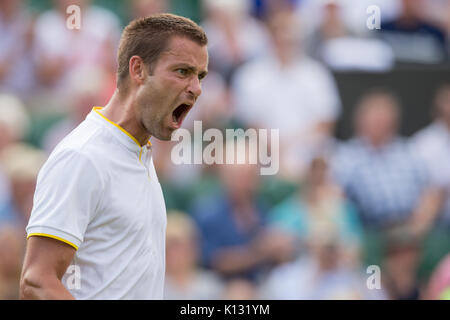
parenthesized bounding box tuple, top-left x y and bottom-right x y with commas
(20, 13, 208, 299)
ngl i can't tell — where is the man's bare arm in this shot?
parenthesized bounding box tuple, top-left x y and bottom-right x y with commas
(20, 236, 76, 300)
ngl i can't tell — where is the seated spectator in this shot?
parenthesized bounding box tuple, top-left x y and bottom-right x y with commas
(410, 84, 450, 230)
(130, 0, 168, 19)
(305, 0, 394, 71)
(164, 211, 225, 300)
(295, 0, 402, 37)
(0, 0, 37, 99)
(259, 226, 386, 299)
(0, 94, 30, 224)
(0, 94, 30, 150)
(42, 66, 113, 153)
(378, 0, 448, 64)
(32, 0, 121, 101)
(0, 143, 47, 228)
(201, 0, 271, 82)
(231, 10, 341, 181)
(268, 156, 363, 268)
(332, 89, 435, 230)
(191, 147, 295, 283)
(409, 84, 450, 284)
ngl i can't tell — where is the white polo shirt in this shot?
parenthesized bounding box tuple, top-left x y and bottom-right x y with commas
(26, 107, 167, 299)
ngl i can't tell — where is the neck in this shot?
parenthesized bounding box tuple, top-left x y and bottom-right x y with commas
(276, 49, 295, 68)
(101, 89, 150, 147)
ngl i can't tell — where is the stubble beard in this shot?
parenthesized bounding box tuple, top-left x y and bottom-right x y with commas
(143, 111, 174, 141)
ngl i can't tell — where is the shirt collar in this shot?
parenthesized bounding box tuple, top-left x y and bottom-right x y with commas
(87, 107, 152, 153)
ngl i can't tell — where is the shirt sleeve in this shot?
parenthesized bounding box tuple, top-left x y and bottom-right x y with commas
(26, 148, 104, 250)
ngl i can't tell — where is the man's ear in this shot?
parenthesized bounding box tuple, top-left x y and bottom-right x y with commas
(129, 56, 147, 85)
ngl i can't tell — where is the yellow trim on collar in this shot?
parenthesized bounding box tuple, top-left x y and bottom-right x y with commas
(27, 233, 78, 250)
(93, 107, 151, 148)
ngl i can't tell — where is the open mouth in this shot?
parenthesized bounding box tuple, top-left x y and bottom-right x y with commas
(171, 103, 192, 128)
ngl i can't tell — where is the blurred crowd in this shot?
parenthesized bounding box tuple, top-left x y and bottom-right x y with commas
(1, 0, 450, 300)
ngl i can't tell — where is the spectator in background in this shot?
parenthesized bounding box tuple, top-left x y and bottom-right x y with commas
(410, 84, 450, 231)
(268, 157, 363, 268)
(130, 0, 168, 19)
(332, 89, 437, 230)
(0, 0, 37, 99)
(379, 0, 448, 64)
(0, 94, 30, 151)
(259, 225, 386, 299)
(0, 225, 25, 299)
(0, 94, 30, 225)
(0, 143, 47, 228)
(306, 0, 352, 58)
(42, 66, 113, 153)
(164, 211, 225, 300)
(192, 142, 295, 284)
(409, 84, 450, 284)
(201, 0, 271, 82)
(295, 0, 402, 37)
(304, 0, 394, 71)
(232, 10, 341, 181)
(32, 0, 121, 107)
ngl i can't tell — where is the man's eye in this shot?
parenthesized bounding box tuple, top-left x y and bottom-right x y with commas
(176, 69, 188, 75)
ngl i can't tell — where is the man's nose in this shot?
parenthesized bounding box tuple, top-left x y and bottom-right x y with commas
(187, 76, 202, 99)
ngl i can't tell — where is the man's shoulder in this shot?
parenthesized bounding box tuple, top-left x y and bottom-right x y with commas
(44, 118, 110, 174)
(411, 122, 444, 145)
(52, 118, 107, 157)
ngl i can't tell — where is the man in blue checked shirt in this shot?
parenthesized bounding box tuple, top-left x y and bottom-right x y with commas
(331, 89, 443, 233)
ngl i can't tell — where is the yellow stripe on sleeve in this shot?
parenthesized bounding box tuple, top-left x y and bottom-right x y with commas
(27, 233, 79, 250)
